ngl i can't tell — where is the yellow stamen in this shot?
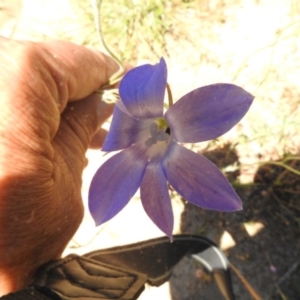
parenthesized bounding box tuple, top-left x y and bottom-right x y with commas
(155, 118, 168, 131)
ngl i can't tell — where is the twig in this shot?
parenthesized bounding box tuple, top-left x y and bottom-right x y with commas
(277, 259, 300, 286)
(229, 263, 262, 300)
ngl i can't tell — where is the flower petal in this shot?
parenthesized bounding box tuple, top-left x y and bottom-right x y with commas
(89, 145, 148, 225)
(102, 106, 151, 151)
(119, 57, 167, 119)
(165, 84, 254, 143)
(162, 141, 242, 211)
(140, 158, 174, 239)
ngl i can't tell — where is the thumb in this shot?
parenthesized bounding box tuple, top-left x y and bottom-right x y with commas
(59, 94, 114, 151)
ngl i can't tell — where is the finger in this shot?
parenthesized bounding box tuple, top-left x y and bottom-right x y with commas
(59, 94, 114, 152)
(39, 40, 119, 110)
(90, 128, 109, 149)
(0, 39, 119, 144)
(89, 100, 115, 149)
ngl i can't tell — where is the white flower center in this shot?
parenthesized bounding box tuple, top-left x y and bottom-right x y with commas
(140, 118, 171, 160)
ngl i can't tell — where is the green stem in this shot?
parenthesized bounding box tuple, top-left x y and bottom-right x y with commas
(264, 161, 300, 176)
(166, 83, 173, 108)
(90, 0, 124, 89)
(242, 160, 300, 177)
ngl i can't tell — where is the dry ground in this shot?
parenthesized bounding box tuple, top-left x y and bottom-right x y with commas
(1, 0, 300, 299)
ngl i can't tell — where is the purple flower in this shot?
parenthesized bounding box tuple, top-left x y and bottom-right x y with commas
(89, 58, 254, 238)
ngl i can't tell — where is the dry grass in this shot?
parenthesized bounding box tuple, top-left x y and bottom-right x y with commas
(2, 0, 300, 169)
(96, 0, 300, 174)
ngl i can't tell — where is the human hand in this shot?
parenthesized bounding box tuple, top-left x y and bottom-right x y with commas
(0, 37, 118, 294)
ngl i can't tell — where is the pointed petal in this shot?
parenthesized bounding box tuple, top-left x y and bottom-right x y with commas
(115, 99, 131, 115)
(88, 145, 148, 225)
(102, 106, 151, 151)
(162, 141, 242, 211)
(165, 84, 254, 143)
(119, 57, 167, 119)
(140, 158, 174, 239)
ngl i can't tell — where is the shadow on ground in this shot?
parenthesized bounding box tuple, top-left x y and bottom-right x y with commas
(169, 143, 300, 300)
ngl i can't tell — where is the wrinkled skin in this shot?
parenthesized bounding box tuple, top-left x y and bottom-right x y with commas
(0, 37, 118, 295)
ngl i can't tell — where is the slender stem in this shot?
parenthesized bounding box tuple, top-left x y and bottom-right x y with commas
(166, 83, 173, 108)
(282, 156, 300, 162)
(90, 0, 121, 65)
(239, 159, 300, 177)
(90, 0, 124, 88)
(264, 161, 300, 176)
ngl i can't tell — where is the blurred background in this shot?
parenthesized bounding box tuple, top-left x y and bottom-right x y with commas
(1, 0, 300, 299)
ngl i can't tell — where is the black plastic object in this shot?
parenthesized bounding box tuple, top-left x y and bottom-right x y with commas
(1, 234, 235, 300)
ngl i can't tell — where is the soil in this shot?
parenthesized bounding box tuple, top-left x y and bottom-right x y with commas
(169, 145, 300, 300)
